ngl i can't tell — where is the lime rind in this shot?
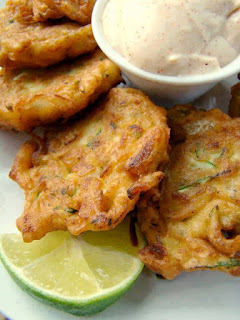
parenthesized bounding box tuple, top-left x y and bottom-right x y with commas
(0, 251, 143, 315)
(0, 227, 144, 316)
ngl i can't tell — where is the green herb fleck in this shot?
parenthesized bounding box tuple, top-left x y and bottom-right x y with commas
(217, 259, 240, 268)
(65, 207, 78, 214)
(205, 161, 216, 168)
(220, 147, 226, 157)
(204, 258, 240, 269)
(86, 140, 100, 149)
(61, 188, 67, 195)
(195, 143, 202, 158)
(133, 131, 142, 139)
(194, 144, 216, 168)
(96, 128, 102, 136)
(178, 169, 231, 192)
(8, 19, 14, 23)
(178, 176, 209, 192)
(110, 122, 117, 129)
(91, 217, 99, 224)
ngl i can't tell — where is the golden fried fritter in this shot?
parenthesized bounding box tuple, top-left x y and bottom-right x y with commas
(138, 105, 240, 279)
(0, 49, 122, 131)
(6, 0, 96, 25)
(167, 104, 230, 144)
(5, 0, 33, 23)
(229, 81, 240, 118)
(0, 7, 97, 69)
(10, 88, 170, 242)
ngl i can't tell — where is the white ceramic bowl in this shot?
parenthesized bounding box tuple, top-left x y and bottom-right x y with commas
(92, 0, 240, 106)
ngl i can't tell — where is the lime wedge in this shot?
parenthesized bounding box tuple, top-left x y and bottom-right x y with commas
(0, 217, 144, 316)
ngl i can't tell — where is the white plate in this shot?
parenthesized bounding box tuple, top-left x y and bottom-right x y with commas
(0, 0, 240, 318)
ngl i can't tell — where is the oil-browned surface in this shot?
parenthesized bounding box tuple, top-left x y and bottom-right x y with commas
(167, 104, 230, 144)
(6, 0, 96, 25)
(0, 49, 122, 131)
(138, 105, 240, 279)
(10, 88, 170, 242)
(0, 7, 97, 69)
(229, 81, 240, 117)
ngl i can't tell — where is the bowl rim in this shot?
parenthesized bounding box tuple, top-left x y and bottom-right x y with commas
(92, 0, 240, 86)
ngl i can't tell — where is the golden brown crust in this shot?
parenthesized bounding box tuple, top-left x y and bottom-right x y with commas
(167, 104, 231, 144)
(138, 105, 240, 279)
(6, 0, 96, 25)
(10, 88, 170, 242)
(6, 0, 34, 23)
(0, 49, 122, 131)
(0, 7, 97, 69)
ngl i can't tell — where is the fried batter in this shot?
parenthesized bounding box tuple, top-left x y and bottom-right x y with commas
(0, 49, 122, 131)
(0, 7, 97, 69)
(167, 104, 230, 144)
(10, 88, 170, 242)
(229, 81, 240, 118)
(6, 0, 96, 25)
(138, 105, 240, 279)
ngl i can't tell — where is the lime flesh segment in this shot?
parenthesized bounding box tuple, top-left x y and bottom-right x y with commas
(23, 239, 100, 296)
(1, 231, 69, 267)
(0, 217, 144, 315)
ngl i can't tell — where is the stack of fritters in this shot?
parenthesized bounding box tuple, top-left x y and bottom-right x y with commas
(0, 0, 97, 69)
(138, 105, 240, 279)
(0, 0, 121, 131)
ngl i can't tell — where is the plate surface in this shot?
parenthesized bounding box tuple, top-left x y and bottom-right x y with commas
(0, 0, 239, 318)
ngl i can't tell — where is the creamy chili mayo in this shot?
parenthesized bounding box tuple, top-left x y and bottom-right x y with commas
(102, 0, 240, 76)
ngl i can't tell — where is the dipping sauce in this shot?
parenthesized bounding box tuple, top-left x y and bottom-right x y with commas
(102, 0, 240, 76)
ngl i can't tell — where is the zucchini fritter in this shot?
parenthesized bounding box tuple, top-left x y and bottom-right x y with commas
(229, 81, 240, 118)
(0, 7, 97, 69)
(0, 49, 122, 131)
(167, 104, 230, 144)
(138, 105, 240, 279)
(6, 0, 96, 25)
(10, 88, 170, 242)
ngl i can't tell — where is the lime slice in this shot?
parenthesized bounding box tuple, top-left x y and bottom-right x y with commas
(0, 217, 144, 316)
